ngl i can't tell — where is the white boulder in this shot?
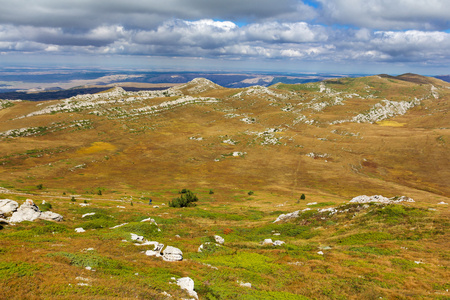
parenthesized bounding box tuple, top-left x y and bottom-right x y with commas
(273, 240, 285, 246)
(262, 238, 273, 245)
(75, 227, 86, 233)
(176, 277, 198, 299)
(0, 199, 18, 214)
(214, 235, 225, 245)
(162, 246, 183, 261)
(9, 199, 41, 223)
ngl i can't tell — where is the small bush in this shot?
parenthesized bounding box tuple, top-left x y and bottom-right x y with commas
(209, 189, 214, 194)
(36, 184, 43, 190)
(248, 191, 254, 196)
(300, 193, 306, 200)
(71, 197, 76, 202)
(39, 202, 53, 212)
(169, 189, 198, 208)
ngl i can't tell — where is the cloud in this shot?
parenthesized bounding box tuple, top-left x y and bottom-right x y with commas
(0, 0, 309, 30)
(317, 0, 450, 30)
(0, 1, 449, 72)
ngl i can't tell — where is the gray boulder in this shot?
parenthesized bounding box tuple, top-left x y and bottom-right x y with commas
(9, 199, 41, 223)
(0, 199, 19, 215)
(40, 211, 63, 222)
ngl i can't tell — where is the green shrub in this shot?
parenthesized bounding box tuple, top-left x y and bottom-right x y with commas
(169, 189, 198, 207)
(248, 191, 254, 196)
(39, 201, 53, 212)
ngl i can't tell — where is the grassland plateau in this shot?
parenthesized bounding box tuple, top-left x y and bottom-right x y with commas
(0, 73, 448, 299)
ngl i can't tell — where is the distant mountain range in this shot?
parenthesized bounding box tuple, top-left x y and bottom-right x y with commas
(1, 70, 449, 101)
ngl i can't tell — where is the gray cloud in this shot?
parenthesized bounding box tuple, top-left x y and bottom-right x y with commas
(318, 0, 450, 30)
(0, 1, 449, 72)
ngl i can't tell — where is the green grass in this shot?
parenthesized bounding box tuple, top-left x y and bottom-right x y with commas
(336, 232, 394, 245)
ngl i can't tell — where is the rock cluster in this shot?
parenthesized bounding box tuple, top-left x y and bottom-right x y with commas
(350, 195, 414, 204)
(129, 233, 183, 261)
(0, 199, 63, 224)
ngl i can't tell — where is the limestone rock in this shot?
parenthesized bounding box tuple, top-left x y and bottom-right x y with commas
(145, 243, 164, 257)
(75, 227, 85, 233)
(163, 246, 183, 261)
(40, 211, 63, 221)
(9, 199, 41, 223)
(0, 199, 18, 215)
(238, 281, 252, 288)
(273, 240, 285, 246)
(130, 233, 145, 242)
(262, 238, 273, 245)
(214, 235, 225, 245)
(176, 277, 198, 299)
(350, 195, 414, 204)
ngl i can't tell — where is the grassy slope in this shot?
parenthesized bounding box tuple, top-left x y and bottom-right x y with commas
(0, 75, 449, 299)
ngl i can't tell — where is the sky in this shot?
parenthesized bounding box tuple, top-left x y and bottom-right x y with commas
(0, 0, 449, 75)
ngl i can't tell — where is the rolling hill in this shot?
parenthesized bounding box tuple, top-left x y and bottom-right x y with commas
(0, 74, 448, 299)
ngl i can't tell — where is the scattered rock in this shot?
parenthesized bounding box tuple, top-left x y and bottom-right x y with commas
(214, 235, 225, 245)
(317, 251, 324, 255)
(437, 201, 448, 205)
(82, 212, 96, 218)
(0, 199, 18, 215)
(75, 227, 85, 233)
(238, 281, 252, 288)
(273, 208, 311, 223)
(176, 277, 198, 299)
(141, 217, 157, 225)
(163, 246, 183, 261)
(307, 202, 317, 206)
(110, 223, 128, 229)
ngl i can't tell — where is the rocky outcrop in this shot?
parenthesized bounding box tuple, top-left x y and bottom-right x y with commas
(350, 195, 414, 204)
(10, 199, 42, 223)
(7, 199, 63, 224)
